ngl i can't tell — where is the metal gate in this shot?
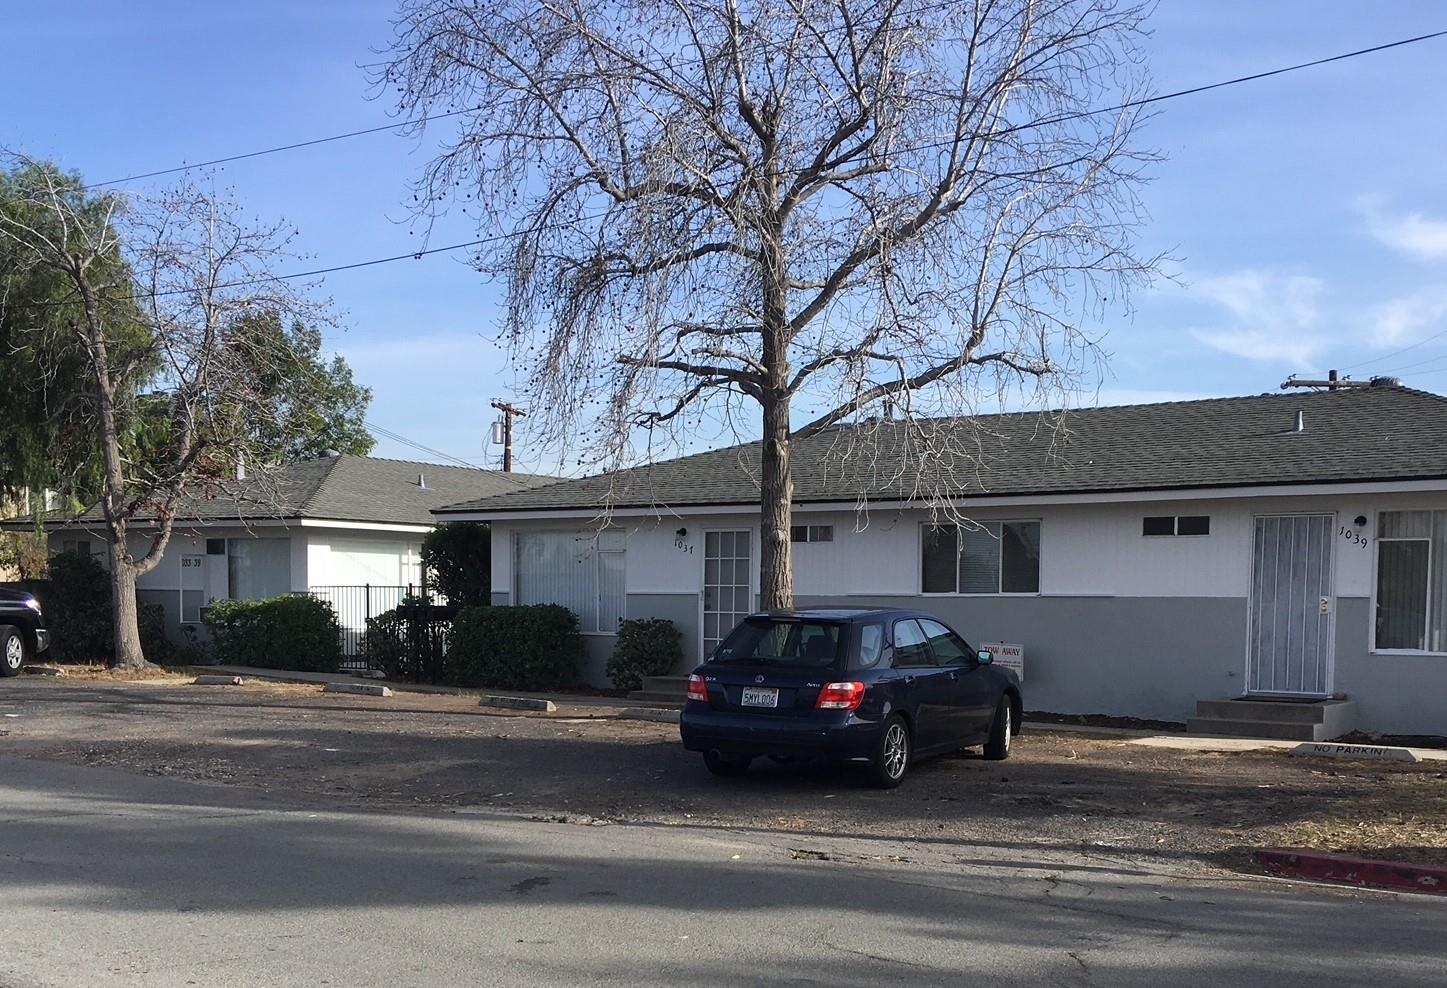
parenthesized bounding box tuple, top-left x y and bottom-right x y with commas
(1248, 514, 1334, 696)
(702, 530, 753, 659)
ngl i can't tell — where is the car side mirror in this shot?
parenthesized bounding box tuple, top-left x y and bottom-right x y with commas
(976, 649, 993, 665)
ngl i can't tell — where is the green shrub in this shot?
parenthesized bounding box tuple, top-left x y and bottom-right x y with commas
(362, 595, 451, 681)
(364, 606, 409, 678)
(138, 602, 177, 666)
(446, 604, 582, 690)
(421, 522, 490, 606)
(203, 594, 342, 673)
(42, 552, 113, 663)
(607, 618, 684, 691)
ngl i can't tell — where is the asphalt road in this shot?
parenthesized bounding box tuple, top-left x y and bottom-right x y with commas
(2, 757, 1445, 987)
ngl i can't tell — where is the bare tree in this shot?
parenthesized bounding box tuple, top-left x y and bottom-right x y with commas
(0, 158, 328, 667)
(374, 0, 1162, 608)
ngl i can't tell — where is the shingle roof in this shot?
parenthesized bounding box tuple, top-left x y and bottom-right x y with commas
(11, 456, 555, 529)
(434, 386, 1447, 516)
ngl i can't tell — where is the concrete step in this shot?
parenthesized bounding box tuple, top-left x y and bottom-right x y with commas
(640, 675, 689, 694)
(625, 690, 685, 707)
(1185, 717, 1326, 741)
(1195, 698, 1338, 723)
(1190, 697, 1358, 740)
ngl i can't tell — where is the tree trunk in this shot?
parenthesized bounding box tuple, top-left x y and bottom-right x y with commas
(108, 544, 146, 668)
(758, 194, 794, 610)
(759, 389, 794, 610)
(78, 281, 148, 669)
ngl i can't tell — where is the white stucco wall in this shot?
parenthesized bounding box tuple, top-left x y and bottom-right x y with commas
(47, 523, 427, 598)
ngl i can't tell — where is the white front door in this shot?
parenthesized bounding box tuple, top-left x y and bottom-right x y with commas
(1247, 514, 1334, 696)
(702, 530, 752, 659)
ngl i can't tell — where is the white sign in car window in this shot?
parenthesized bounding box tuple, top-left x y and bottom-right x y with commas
(981, 642, 1024, 682)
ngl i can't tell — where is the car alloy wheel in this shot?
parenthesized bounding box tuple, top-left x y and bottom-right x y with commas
(882, 722, 909, 779)
(984, 697, 1013, 761)
(3, 632, 22, 672)
(863, 715, 913, 789)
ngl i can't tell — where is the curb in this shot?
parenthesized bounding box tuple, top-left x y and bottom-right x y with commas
(322, 682, 393, 698)
(1255, 848, 1447, 896)
(481, 694, 557, 713)
(193, 675, 244, 686)
(619, 707, 680, 724)
(22, 666, 65, 677)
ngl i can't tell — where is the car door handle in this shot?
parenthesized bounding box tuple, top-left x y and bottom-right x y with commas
(948, 671, 959, 681)
(904, 675, 916, 685)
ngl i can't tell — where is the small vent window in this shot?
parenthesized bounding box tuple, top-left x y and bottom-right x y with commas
(790, 525, 834, 543)
(1143, 516, 1210, 537)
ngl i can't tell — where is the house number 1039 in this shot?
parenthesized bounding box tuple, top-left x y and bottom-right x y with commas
(1337, 526, 1368, 548)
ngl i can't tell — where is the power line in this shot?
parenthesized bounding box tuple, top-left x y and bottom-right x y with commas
(77, 0, 974, 190)
(364, 420, 479, 469)
(31, 27, 1447, 304)
(1340, 325, 1447, 373)
(86, 107, 477, 189)
(365, 419, 544, 482)
(83, 26, 1447, 192)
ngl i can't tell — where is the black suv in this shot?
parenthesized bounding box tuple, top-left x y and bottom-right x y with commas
(0, 587, 50, 676)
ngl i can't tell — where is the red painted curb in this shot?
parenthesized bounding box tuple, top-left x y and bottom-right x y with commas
(1255, 848, 1447, 896)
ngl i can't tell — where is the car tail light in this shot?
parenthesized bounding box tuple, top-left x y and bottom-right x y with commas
(686, 674, 709, 703)
(815, 681, 866, 711)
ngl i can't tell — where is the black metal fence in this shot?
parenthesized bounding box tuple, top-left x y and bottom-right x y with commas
(308, 584, 413, 671)
(307, 584, 458, 681)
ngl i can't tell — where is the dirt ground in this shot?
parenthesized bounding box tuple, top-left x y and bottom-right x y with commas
(3, 677, 1444, 873)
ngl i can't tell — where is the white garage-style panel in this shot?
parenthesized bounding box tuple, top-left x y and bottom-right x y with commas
(315, 538, 422, 588)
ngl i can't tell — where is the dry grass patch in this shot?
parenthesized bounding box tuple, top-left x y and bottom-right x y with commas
(44, 664, 192, 683)
(1267, 763, 1447, 866)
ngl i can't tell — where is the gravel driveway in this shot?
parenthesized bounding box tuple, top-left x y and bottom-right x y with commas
(3, 677, 1443, 872)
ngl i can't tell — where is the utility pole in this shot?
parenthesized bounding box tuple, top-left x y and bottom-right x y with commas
(490, 400, 526, 472)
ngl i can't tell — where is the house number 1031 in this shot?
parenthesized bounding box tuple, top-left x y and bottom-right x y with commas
(1337, 526, 1368, 548)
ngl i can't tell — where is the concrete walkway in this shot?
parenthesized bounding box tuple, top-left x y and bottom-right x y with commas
(1128, 734, 1447, 761)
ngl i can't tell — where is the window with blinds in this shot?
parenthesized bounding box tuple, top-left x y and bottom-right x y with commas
(920, 521, 1041, 594)
(1376, 510, 1447, 652)
(514, 530, 626, 634)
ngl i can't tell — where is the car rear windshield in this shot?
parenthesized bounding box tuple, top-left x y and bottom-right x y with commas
(710, 619, 845, 669)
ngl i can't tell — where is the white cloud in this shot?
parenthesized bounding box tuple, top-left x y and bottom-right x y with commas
(1360, 200, 1447, 261)
(1186, 270, 1328, 366)
(1368, 287, 1447, 347)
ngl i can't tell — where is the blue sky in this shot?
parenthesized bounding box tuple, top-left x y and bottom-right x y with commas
(7, 2, 1447, 472)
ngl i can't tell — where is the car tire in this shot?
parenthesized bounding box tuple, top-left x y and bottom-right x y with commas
(702, 749, 752, 777)
(983, 697, 1013, 761)
(0, 625, 25, 677)
(866, 715, 911, 789)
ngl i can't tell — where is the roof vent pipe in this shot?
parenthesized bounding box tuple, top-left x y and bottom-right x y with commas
(418, 472, 427, 490)
(236, 451, 246, 481)
(1294, 410, 1305, 433)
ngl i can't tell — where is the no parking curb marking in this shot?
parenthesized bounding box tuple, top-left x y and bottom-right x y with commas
(1289, 741, 1417, 763)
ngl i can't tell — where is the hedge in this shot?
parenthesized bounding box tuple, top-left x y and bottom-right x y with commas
(606, 618, 684, 691)
(20, 553, 172, 665)
(445, 604, 583, 691)
(203, 594, 342, 673)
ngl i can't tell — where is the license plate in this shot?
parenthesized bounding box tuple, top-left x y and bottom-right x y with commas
(741, 687, 779, 708)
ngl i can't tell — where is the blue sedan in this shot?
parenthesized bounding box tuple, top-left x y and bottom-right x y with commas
(679, 608, 1022, 788)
